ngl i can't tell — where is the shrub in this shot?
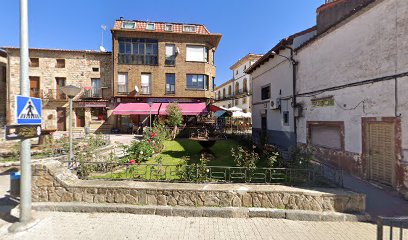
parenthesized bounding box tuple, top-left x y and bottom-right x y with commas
(127, 140, 155, 162)
(287, 146, 315, 168)
(231, 146, 259, 169)
(166, 103, 184, 139)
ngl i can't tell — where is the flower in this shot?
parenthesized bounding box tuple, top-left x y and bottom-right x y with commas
(140, 151, 143, 155)
(129, 159, 136, 165)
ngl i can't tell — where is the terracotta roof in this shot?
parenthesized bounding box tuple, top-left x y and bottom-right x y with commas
(1, 47, 112, 55)
(296, 0, 376, 51)
(229, 53, 263, 70)
(112, 19, 214, 35)
(245, 26, 317, 74)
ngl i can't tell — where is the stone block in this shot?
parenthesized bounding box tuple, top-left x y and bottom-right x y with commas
(155, 206, 172, 216)
(241, 194, 252, 207)
(73, 193, 83, 202)
(114, 193, 126, 203)
(156, 195, 167, 206)
(147, 195, 157, 205)
(61, 192, 73, 202)
(94, 195, 106, 203)
(83, 193, 94, 203)
(125, 194, 138, 205)
(286, 210, 322, 221)
(172, 207, 203, 217)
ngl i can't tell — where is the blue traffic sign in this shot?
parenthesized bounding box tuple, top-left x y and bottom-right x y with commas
(16, 95, 42, 125)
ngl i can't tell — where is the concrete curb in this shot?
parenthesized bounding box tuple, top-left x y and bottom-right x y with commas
(31, 202, 371, 222)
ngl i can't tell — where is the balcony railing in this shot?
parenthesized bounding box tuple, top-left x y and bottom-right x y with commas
(82, 89, 102, 99)
(118, 54, 158, 65)
(41, 89, 68, 101)
(141, 85, 151, 95)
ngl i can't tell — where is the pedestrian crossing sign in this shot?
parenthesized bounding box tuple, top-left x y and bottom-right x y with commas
(16, 95, 42, 125)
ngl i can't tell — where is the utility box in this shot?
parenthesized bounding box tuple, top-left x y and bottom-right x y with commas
(10, 172, 21, 197)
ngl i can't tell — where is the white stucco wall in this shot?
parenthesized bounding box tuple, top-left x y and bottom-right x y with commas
(296, 0, 408, 156)
(251, 48, 294, 132)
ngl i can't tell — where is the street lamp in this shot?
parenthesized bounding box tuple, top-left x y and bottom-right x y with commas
(147, 100, 153, 129)
(60, 85, 81, 164)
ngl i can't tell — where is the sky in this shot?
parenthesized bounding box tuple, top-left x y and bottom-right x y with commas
(0, 0, 322, 86)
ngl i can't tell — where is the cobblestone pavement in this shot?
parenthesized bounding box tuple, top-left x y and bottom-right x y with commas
(2, 211, 406, 240)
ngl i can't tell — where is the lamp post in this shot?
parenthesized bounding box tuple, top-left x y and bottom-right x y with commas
(147, 100, 153, 129)
(60, 85, 81, 164)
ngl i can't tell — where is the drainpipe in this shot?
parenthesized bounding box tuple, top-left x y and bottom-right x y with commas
(285, 46, 298, 146)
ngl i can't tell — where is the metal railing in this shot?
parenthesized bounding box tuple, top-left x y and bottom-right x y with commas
(70, 160, 342, 187)
(42, 89, 68, 100)
(377, 217, 408, 240)
(141, 85, 151, 94)
(82, 89, 102, 98)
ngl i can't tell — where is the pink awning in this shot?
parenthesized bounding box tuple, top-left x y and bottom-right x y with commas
(159, 103, 208, 116)
(112, 103, 161, 115)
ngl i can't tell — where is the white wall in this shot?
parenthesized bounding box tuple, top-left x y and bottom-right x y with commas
(251, 48, 294, 132)
(296, 0, 408, 156)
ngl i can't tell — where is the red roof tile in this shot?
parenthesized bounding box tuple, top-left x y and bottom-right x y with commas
(112, 20, 212, 35)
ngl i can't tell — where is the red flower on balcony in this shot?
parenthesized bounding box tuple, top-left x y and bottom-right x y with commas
(129, 159, 136, 165)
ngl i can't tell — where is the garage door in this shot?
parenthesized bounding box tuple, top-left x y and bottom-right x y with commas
(367, 122, 395, 186)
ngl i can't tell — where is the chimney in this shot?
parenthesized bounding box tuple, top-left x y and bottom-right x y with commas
(316, 0, 375, 34)
(119, 16, 124, 21)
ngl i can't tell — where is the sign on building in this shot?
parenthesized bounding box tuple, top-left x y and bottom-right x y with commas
(16, 95, 42, 125)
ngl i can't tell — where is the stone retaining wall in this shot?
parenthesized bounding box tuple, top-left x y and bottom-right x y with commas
(31, 160, 366, 213)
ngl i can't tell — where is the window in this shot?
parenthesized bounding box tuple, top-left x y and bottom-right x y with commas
(118, 73, 128, 93)
(223, 89, 226, 99)
(243, 97, 247, 104)
(165, 24, 173, 31)
(91, 108, 107, 121)
(141, 73, 151, 94)
(30, 58, 39, 67)
(212, 77, 215, 92)
(92, 67, 99, 72)
(118, 38, 158, 65)
(56, 59, 65, 68)
(166, 73, 175, 94)
(261, 86, 270, 100)
(309, 122, 344, 150)
(186, 45, 208, 62)
(243, 79, 248, 92)
(244, 65, 247, 70)
(146, 23, 155, 30)
(236, 70, 238, 75)
(283, 111, 289, 126)
(228, 86, 232, 96)
(165, 44, 176, 66)
(212, 50, 215, 65)
(122, 21, 136, 29)
(218, 91, 221, 100)
(91, 79, 101, 98)
(235, 82, 239, 94)
(183, 25, 196, 32)
(235, 99, 239, 106)
(186, 74, 208, 90)
(29, 76, 40, 98)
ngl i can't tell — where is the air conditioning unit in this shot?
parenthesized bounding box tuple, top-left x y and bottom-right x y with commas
(270, 98, 281, 110)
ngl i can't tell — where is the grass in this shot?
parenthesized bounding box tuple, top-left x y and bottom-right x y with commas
(149, 139, 239, 166)
(90, 139, 240, 180)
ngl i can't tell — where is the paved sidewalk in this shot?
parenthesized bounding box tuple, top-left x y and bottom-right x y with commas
(0, 211, 392, 240)
(343, 173, 408, 219)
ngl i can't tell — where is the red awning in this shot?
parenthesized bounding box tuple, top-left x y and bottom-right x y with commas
(159, 103, 208, 116)
(112, 103, 161, 115)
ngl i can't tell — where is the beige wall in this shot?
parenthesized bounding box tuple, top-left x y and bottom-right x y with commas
(112, 31, 217, 100)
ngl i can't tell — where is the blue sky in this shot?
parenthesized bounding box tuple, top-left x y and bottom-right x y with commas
(0, 0, 322, 86)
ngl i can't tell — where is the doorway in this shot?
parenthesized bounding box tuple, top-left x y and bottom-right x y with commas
(29, 76, 40, 97)
(57, 108, 66, 131)
(364, 119, 397, 186)
(75, 109, 85, 127)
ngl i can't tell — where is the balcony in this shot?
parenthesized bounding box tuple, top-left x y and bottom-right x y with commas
(118, 54, 158, 66)
(41, 89, 68, 101)
(234, 88, 251, 97)
(141, 85, 151, 95)
(81, 89, 102, 99)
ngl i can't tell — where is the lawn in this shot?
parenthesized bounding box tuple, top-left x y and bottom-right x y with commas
(147, 139, 239, 166)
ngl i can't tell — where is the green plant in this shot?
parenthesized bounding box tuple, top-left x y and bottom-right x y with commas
(166, 102, 184, 139)
(127, 140, 155, 162)
(231, 146, 259, 169)
(264, 150, 280, 168)
(288, 146, 315, 168)
(176, 155, 210, 183)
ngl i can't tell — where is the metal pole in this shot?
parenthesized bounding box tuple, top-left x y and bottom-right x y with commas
(69, 97, 73, 162)
(149, 106, 152, 128)
(19, 0, 32, 224)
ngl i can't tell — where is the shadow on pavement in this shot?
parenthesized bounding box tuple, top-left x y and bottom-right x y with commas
(0, 172, 19, 224)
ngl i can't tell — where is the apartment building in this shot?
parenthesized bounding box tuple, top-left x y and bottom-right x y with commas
(0, 49, 6, 127)
(214, 53, 261, 113)
(110, 19, 222, 132)
(1, 47, 113, 133)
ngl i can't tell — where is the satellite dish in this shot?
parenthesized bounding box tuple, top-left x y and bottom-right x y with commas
(99, 46, 106, 52)
(134, 85, 139, 93)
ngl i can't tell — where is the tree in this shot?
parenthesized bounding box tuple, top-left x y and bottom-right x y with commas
(166, 102, 183, 139)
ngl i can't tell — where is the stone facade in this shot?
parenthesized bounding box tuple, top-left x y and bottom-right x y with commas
(3, 48, 113, 132)
(31, 161, 366, 213)
(0, 52, 7, 126)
